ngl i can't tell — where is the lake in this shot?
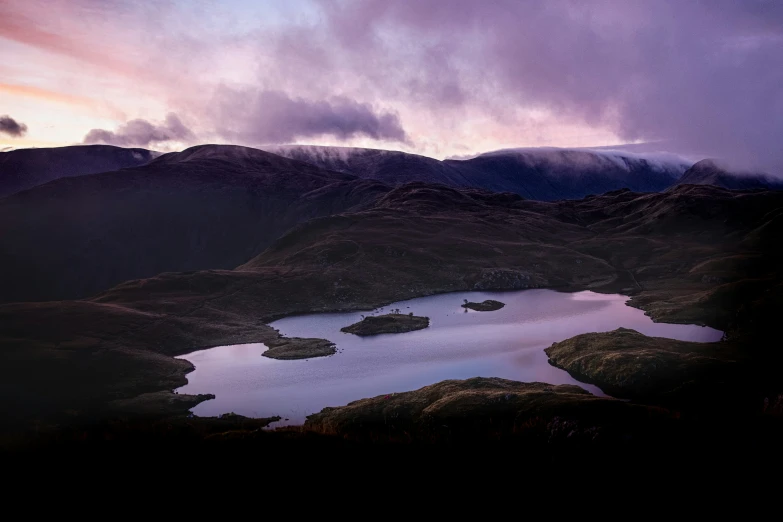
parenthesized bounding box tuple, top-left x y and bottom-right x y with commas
(176, 289, 723, 425)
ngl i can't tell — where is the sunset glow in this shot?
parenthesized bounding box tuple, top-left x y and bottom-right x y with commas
(2, 0, 781, 169)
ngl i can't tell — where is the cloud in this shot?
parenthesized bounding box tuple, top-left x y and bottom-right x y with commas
(262, 0, 783, 172)
(0, 115, 28, 137)
(0, 0, 173, 81)
(3, 1, 782, 170)
(211, 88, 408, 144)
(83, 113, 194, 147)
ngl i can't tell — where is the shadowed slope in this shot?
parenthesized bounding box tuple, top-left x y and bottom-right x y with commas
(446, 148, 688, 200)
(274, 145, 690, 200)
(545, 328, 744, 407)
(0, 145, 388, 302)
(1, 183, 782, 429)
(0, 145, 156, 198)
(271, 145, 474, 187)
(304, 377, 667, 443)
(673, 159, 783, 191)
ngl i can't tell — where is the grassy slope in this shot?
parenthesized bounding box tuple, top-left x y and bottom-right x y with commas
(303, 377, 669, 443)
(1, 183, 781, 431)
(0, 145, 388, 302)
(545, 328, 748, 408)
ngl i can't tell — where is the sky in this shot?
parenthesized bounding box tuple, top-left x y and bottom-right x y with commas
(1, 0, 781, 171)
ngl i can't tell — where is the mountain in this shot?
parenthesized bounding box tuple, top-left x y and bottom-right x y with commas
(447, 148, 689, 200)
(0, 143, 696, 303)
(2, 142, 691, 203)
(270, 145, 475, 186)
(0, 145, 156, 198)
(272, 145, 691, 200)
(674, 159, 783, 191)
(0, 144, 388, 302)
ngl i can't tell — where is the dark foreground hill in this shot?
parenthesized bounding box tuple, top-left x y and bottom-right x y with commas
(0, 144, 387, 302)
(0, 145, 156, 198)
(273, 145, 690, 200)
(1, 182, 782, 436)
(673, 159, 783, 191)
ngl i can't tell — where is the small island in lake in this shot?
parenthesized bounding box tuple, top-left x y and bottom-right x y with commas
(341, 313, 430, 336)
(263, 336, 337, 360)
(461, 299, 505, 311)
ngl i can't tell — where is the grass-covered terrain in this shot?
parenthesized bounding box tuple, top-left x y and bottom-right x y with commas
(303, 377, 666, 443)
(545, 328, 747, 409)
(1, 180, 782, 458)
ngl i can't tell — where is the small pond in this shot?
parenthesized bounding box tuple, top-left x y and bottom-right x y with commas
(176, 289, 723, 425)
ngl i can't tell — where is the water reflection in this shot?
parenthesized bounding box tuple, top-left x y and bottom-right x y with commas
(176, 289, 722, 424)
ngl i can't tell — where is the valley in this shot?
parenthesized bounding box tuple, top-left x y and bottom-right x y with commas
(1, 144, 782, 462)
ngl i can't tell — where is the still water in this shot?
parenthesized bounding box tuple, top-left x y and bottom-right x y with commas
(176, 290, 723, 424)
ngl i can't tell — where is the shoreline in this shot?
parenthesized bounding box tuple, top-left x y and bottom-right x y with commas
(173, 288, 725, 423)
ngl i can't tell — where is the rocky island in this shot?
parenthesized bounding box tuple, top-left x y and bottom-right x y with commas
(262, 336, 337, 360)
(341, 313, 430, 336)
(461, 299, 505, 311)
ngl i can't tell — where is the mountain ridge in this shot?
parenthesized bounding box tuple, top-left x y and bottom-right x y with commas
(271, 144, 692, 200)
(0, 144, 388, 302)
(0, 144, 156, 198)
(673, 158, 783, 191)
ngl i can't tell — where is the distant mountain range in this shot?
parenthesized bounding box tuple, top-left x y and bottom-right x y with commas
(271, 145, 691, 201)
(672, 159, 783, 191)
(0, 145, 386, 302)
(0, 145, 156, 198)
(1, 143, 781, 302)
(4, 143, 781, 203)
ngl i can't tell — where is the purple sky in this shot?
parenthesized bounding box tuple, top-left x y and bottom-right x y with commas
(1, 0, 781, 172)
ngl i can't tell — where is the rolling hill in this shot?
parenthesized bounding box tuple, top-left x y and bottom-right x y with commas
(0, 144, 388, 302)
(0, 145, 156, 198)
(1, 143, 769, 305)
(2, 182, 782, 427)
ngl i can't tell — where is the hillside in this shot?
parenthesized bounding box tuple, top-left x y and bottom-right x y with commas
(0, 145, 388, 302)
(270, 145, 474, 187)
(2, 182, 781, 429)
(449, 148, 689, 200)
(0, 143, 692, 303)
(273, 145, 691, 200)
(0, 145, 156, 198)
(674, 159, 783, 191)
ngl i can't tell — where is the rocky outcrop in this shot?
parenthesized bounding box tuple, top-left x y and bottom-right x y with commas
(341, 313, 429, 336)
(461, 299, 505, 311)
(262, 337, 336, 360)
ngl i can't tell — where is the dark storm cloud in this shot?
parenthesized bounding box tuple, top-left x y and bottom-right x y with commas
(277, 0, 783, 172)
(83, 113, 194, 147)
(212, 88, 408, 144)
(0, 115, 28, 137)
